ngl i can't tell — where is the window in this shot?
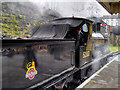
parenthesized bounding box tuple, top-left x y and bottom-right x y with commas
(111, 21, 113, 26)
(82, 24, 88, 32)
(116, 19, 118, 26)
(111, 22, 113, 26)
(106, 19, 109, 25)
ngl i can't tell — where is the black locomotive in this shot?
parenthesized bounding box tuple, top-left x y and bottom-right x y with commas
(1, 17, 109, 90)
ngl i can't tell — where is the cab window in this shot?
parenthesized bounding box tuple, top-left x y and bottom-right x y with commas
(82, 24, 88, 32)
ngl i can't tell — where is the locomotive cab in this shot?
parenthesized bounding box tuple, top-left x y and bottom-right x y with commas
(64, 19, 93, 67)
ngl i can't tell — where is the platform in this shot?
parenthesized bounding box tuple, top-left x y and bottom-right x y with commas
(76, 55, 119, 89)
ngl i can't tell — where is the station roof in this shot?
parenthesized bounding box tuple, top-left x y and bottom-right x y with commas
(97, 0, 120, 14)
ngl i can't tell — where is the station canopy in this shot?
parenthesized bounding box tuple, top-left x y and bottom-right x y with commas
(97, 0, 120, 14)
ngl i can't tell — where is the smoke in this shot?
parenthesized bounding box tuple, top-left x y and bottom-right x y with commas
(91, 43, 109, 73)
(29, 1, 62, 20)
(92, 50, 102, 73)
(29, 0, 110, 19)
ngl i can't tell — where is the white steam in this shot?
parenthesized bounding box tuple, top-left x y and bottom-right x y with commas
(29, 0, 110, 18)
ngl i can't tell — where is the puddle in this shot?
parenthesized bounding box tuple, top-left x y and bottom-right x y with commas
(96, 75, 100, 77)
(97, 80, 107, 83)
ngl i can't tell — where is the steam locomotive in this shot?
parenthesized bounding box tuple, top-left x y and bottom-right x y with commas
(1, 17, 109, 90)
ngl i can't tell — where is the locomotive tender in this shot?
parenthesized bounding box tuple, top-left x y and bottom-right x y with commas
(1, 17, 108, 90)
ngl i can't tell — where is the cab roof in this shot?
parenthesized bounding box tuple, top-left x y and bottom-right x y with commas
(31, 17, 92, 39)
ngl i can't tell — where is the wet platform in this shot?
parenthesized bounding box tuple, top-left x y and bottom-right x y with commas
(76, 55, 119, 89)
